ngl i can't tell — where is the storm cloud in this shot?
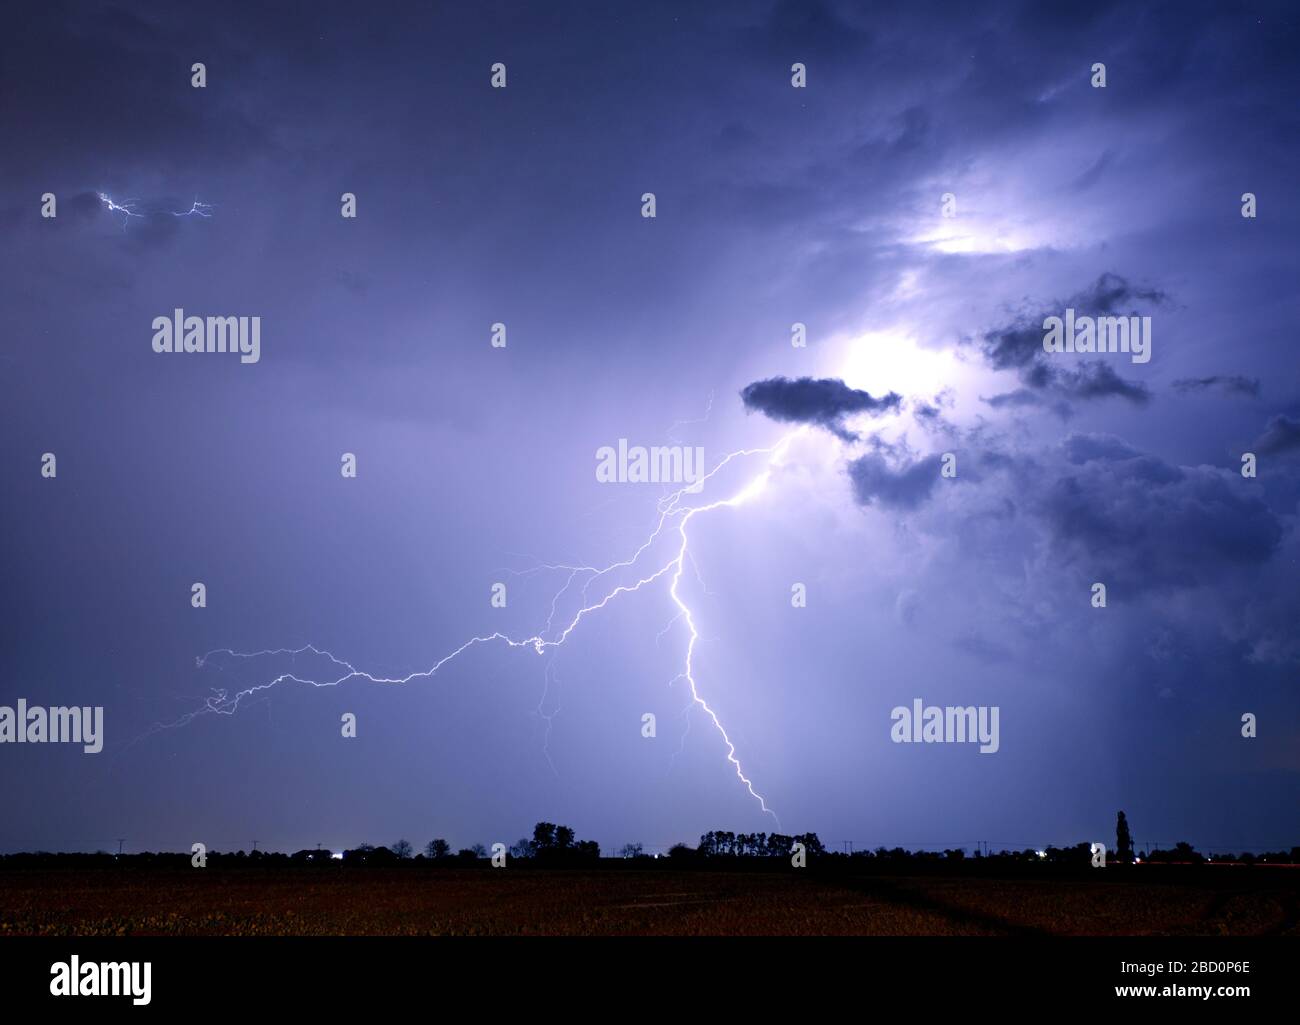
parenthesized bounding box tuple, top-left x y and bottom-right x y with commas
(1172, 375, 1261, 398)
(1039, 435, 1283, 593)
(1251, 414, 1300, 456)
(740, 376, 901, 441)
(978, 273, 1163, 409)
(3, 0, 1297, 857)
(847, 451, 945, 510)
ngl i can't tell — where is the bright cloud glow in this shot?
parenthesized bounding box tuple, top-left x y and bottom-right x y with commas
(830, 330, 972, 405)
(908, 221, 1037, 254)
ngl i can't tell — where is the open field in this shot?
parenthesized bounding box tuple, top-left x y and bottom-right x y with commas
(2, 865, 1298, 936)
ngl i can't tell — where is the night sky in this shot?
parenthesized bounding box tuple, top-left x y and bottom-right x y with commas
(2, 0, 1297, 856)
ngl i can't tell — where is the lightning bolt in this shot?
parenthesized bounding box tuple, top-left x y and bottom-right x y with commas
(97, 192, 142, 229)
(171, 197, 214, 218)
(158, 431, 801, 823)
(97, 192, 214, 227)
(535, 656, 562, 778)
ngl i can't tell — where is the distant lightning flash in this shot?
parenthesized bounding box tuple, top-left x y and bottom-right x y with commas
(97, 192, 213, 228)
(171, 197, 214, 218)
(160, 432, 801, 822)
(535, 656, 562, 779)
(97, 192, 142, 228)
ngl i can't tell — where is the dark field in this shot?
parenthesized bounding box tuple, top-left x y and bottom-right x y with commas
(3, 866, 1298, 936)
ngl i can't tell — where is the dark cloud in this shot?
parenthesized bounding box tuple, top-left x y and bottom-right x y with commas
(1070, 272, 1167, 316)
(1039, 435, 1282, 593)
(1251, 414, 1300, 456)
(1054, 362, 1152, 405)
(1016, 360, 1150, 407)
(740, 376, 900, 441)
(983, 388, 1043, 408)
(980, 322, 1044, 373)
(1172, 375, 1261, 398)
(847, 452, 944, 510)
(850, 432, 1287, 601)
(910, 397, 962, 435)
(981, 273, 1165, 372)
(1063, 434, 1141, 464)
(981, 388, 1074, 419)
(978, 273, 1163, 409)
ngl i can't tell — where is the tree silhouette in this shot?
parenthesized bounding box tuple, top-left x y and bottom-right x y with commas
(796, 832, 826, 858)
(424, 838, 451, 860)
(1116, 811, 1133, 864)
(392, 838, 413, 859)
(529, 822, 598, 862)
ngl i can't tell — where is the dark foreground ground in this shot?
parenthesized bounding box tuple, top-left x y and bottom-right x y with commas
(2, 864, 1297, 936)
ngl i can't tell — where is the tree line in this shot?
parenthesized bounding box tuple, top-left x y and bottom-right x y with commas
(2, 812, 1294, 866)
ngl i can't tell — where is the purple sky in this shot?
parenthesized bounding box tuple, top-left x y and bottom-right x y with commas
(1, 0, 1297, 856)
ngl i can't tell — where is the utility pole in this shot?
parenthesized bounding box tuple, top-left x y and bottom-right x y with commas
(115, 838, 126, 857)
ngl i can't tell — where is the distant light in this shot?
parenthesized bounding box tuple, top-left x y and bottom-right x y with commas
(1036, 851, 1046, 859)
(331, 851, 343, 860)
